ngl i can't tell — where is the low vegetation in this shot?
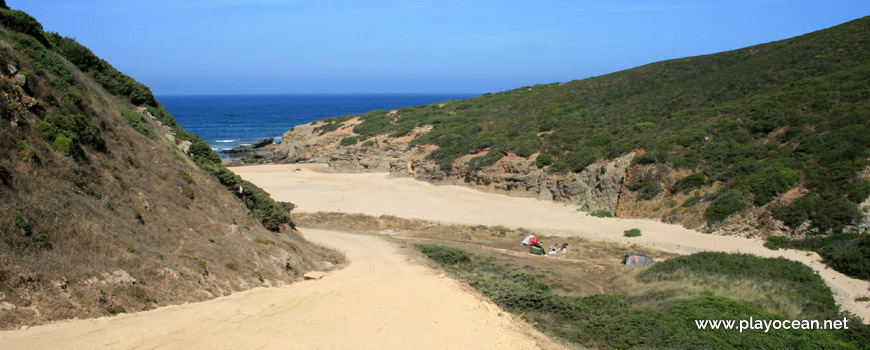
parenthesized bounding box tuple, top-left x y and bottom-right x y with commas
(413, 244, 470, 265)
(623, 228, 641, 237)
(764, 233, 870, 280)
(416, 245, 868, 349)
(588, 210, 613, 218)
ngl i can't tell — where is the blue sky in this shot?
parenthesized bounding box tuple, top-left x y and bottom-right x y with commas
(11, 1, 870, 95)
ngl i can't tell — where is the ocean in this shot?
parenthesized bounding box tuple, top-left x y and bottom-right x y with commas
(158, 94, 479, 154)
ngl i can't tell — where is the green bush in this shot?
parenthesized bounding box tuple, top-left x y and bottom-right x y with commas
(766, 233, 870, 280)
(623, 228, 642, 237)
(772, 195, 861, 233)
(535, 153, 553, 168)
(704, 191, 748, 222)
(119, 108, 155, 139)
(589, 210, 613, 218)
(762, 236, 791, 250)
(627, 178, 661, 200)
(339, 136, 359, 146)
(671, 173, 705, 193)
(52, 135, 71, 156)
(564, 148, 598, 172)
(849, 180, 870, 203)
(0, 8, 46, 44)
(414, 244, 470, 265)
(17, 139, 36, 162)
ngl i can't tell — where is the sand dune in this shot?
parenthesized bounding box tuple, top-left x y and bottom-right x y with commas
(234, 163, 870, 322)
(0, 229, 562, 349)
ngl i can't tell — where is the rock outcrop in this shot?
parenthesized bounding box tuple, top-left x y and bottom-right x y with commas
(269, 116, 867, 238)
(219, 137, 277, 159)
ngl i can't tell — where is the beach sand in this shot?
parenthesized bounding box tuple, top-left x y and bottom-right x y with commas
(0, 229, 563, 349)
(234, 163, 870, 322)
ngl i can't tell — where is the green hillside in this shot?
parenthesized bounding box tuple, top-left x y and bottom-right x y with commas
(327, 16, 870, 232)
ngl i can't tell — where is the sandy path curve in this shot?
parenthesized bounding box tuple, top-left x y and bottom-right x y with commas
(0, 229, 561, 350)
(233, 164, 870, 322)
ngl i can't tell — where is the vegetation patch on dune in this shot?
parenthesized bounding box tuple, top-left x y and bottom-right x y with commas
(764, 233, 870, 280)
(416, 245, 868, 349)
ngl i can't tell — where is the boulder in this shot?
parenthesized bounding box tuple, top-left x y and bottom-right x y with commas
(303, 271, 327, 280)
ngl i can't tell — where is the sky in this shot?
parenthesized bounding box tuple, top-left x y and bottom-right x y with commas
(10, 0, 870, 95)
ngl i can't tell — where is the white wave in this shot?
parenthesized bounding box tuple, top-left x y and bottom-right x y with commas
(215, 139, 235, 143)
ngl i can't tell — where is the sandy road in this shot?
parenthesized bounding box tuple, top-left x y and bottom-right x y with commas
(0, 229, 562, 349)
(233, 163, 870, 322)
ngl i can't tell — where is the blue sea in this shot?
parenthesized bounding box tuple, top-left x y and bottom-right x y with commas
(158, 94, 479, 154)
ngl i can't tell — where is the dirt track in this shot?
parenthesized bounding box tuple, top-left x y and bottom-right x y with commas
(0, 229, 562, 349)
(233, 163, 870, 322)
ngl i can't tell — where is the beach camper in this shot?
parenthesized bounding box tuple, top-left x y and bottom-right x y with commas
(623, 252, 655, 267)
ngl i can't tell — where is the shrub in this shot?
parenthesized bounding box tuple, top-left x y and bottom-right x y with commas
(762, 236, 791, 250)
(52, 135, 71, 156)
(105, 305, 125, 315)
(414, 244, 470, 265)
(676, 128, 706, 147)
(37, 114, 105, 157)
(704, 191, 748, 222)
(0, 9, 46, 44)
(17, 139, 36, 162)
(339, 136, 359, 146)
(564, 148, 598, 172)
(671, 173, 705, 193)
(589, 210, 613, 218)
(623, 228, 642, 237)
(848, 180, 870, 203)
(627, 178, 661, 200)
(535, 153, 553, 168)
(119, 108, 155, 139)
(681, 195, 702, 207)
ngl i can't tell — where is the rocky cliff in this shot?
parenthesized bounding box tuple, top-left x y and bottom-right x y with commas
(271, 113, 869, 238)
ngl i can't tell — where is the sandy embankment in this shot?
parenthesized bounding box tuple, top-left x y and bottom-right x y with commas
(0, 229, 562, 350)
(234, 163, 870, 322)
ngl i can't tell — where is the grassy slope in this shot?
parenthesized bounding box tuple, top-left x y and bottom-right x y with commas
(0, 8, 342, 328)
(323, 16, 870, 233)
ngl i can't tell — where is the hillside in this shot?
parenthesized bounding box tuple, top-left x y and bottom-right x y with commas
(0, 7, 341, 329)
(270, 16, 870, 239)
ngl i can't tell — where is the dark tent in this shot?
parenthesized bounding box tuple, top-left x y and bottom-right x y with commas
(623, 252, 655, 267)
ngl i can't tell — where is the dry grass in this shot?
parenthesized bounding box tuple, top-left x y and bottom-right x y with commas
(611, 269, 807, 319)
(295, 211, 679, 297)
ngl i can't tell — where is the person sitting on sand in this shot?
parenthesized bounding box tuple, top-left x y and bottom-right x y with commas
(559, 242, 569, 252)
